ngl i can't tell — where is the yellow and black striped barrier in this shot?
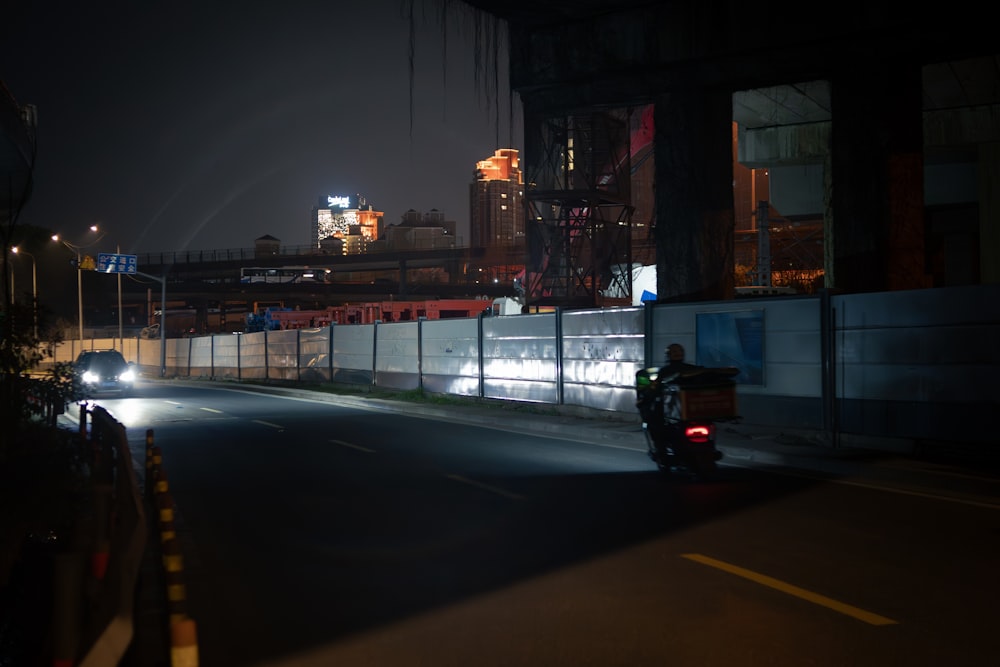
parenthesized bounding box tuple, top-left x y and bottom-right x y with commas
(145, 431, 199, 667)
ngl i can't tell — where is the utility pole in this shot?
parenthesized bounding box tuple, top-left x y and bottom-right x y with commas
(755, 200, 772, 287)
(137, 270, 167, 377)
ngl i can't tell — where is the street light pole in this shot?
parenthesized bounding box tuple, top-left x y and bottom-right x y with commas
(136, 270, 167, 377)
(76, 255, 83, 341)
(117, 244, 123, 348)
(53, 225, 103, 343)
(11, 247, 38, 339)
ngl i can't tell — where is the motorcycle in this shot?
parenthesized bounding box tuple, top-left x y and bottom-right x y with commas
(635, 365, 740, 480)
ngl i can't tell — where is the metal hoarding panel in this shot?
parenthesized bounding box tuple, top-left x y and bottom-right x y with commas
(298, 328, 331, 382)
(420, 318, 480, 395)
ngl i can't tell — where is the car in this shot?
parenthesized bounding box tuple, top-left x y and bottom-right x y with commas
(74, 350, 137, 397)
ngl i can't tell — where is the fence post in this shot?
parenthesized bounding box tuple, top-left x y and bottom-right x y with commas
(555, 307, 563, 406)
(51, 552, 84, 667)
(78, 402, 87, 446)
(370, 322, 378, 388)
(643, 301, 655, 369)
(477, 311, 485, 399)
(328, 322, 335, 379)
(417, 317, 425, 391)
(90, 484, 113, 581)
(820, 288, 837, 440)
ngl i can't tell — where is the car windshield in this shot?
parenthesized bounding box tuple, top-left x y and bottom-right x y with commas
(77, 351, 128, 371)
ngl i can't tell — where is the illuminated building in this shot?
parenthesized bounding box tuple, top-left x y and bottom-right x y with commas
(311, 194, 384, 254)
(470, 149, 524, 247)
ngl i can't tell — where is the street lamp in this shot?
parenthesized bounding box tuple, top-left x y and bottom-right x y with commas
(52, 225, 104, 341)
(10, 246, 38, 339)
(116, 244, 123, 345)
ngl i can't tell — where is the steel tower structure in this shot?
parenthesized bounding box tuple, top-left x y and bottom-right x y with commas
(523, 109, 634, 307)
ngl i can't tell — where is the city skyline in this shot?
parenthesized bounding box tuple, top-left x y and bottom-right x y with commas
(1, 1, 523, 255)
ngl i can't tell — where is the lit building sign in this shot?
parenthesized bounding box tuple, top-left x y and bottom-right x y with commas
(314, 193, 380, 247)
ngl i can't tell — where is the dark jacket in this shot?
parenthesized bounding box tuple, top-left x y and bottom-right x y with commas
(658, 360, 700, 382)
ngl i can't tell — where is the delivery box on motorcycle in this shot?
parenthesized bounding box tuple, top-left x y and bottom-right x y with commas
(674, 374, 738, 420)
(636, 366, 739, 422)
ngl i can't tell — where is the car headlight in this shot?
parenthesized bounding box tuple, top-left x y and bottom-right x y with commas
(120, 368, 136, 382)
(82, 370, 99, 384)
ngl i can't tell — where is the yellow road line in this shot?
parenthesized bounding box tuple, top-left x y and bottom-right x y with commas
(681, 553, 898, 626)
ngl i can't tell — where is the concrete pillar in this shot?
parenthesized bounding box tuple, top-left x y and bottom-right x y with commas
(830, 60, 930, 292)
(653, 89, 735, 302)
(979, 142, 1000, 284)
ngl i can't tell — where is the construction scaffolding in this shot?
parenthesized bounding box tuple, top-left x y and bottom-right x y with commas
(523, 110, 635, 307)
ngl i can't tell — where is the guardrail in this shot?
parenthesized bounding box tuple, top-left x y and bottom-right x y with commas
(45, 404, 199, 667)
(48, 404, 147, 667)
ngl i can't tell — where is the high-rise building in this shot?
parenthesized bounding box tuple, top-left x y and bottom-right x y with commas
(470, 149, 524, 248)
(311, 194, 383, 254)
(384, 209, 458, 250)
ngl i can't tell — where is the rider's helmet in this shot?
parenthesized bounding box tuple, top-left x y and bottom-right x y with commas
(666, 343, 685, 363)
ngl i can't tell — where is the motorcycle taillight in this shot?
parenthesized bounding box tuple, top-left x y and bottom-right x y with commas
(684, 423, 714, 443)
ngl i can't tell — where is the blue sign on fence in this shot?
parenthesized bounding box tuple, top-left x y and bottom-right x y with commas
(97, 253, 138, 274)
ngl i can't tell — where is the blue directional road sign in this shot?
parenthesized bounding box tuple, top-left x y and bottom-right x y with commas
(96, 253, 138, 274)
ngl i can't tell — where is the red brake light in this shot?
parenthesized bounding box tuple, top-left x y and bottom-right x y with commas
(684, 424, 713, 443)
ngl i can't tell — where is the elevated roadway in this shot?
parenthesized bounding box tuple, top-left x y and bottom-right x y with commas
(114, 245, 523, 319)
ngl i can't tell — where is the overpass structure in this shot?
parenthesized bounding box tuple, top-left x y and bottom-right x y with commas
(99, 244, 523, 334)
(453, 0, 1000, 302)
(132, 244, 521, 299)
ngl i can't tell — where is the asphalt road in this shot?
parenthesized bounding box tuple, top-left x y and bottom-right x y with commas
(88, 380, 1000, 667)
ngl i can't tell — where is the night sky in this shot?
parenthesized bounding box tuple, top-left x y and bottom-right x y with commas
(1, 1, 521, 254)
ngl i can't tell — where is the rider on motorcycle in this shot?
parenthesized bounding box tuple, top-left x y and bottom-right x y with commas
(660, 343, 699, 380)
(636, 343, 699, 446)
(636, 343, 736, 477)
